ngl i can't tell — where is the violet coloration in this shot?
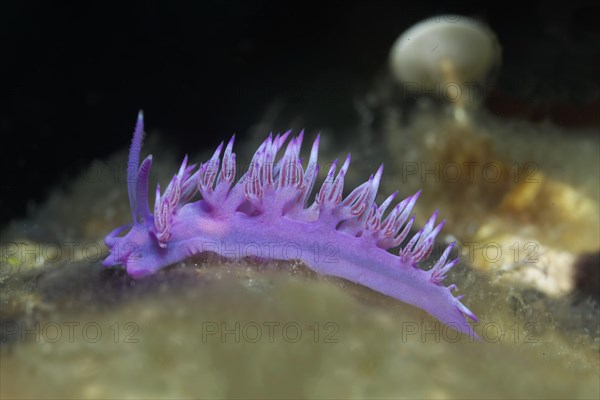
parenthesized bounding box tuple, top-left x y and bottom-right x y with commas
(104, 111, 478, 337)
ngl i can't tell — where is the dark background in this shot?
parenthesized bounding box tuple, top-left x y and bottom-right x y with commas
(2, 0, 599, 227)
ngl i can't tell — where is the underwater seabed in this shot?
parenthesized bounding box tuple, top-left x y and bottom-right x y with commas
(1, 121, 599, 399)
(384, 107, 600, 297)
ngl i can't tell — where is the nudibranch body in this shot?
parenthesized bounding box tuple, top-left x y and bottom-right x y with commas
(104, 111, 478, 337)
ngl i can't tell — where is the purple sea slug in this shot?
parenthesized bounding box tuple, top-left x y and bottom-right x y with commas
(104, 111, 478, 337)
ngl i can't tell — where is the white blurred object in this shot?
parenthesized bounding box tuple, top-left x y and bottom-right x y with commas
(389, 15, 501, 123)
